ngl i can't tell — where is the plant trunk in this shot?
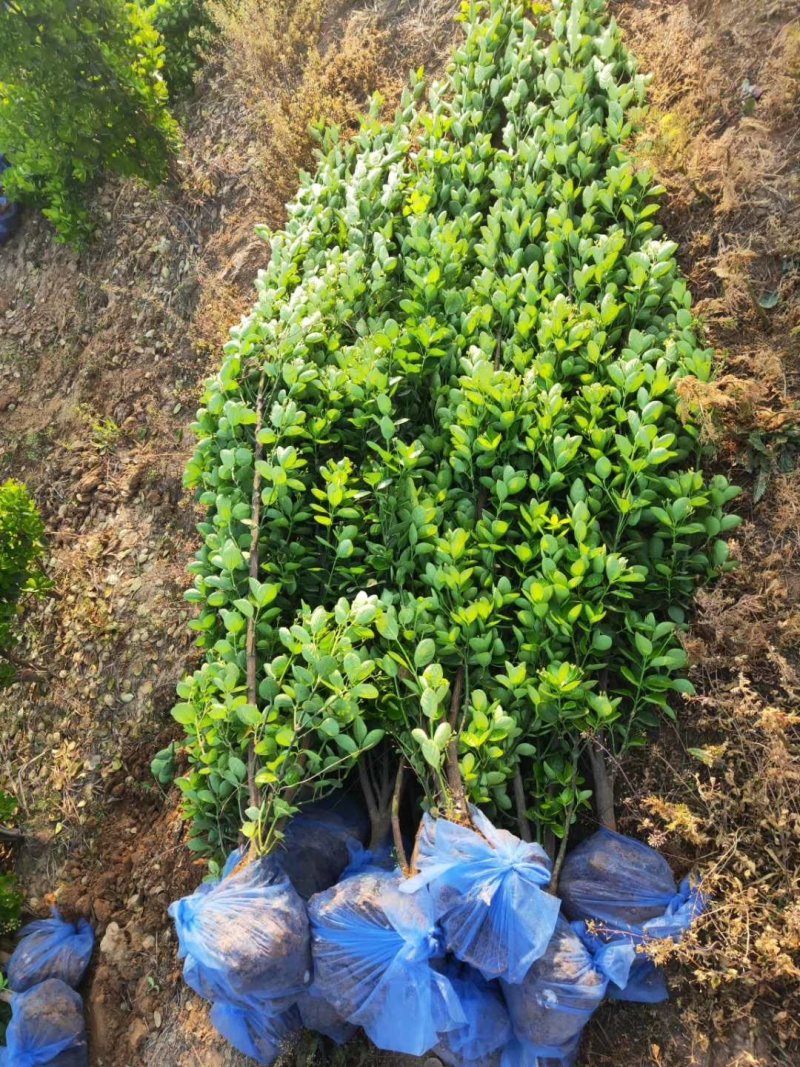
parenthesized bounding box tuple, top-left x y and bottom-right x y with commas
(588, 736, 616, 832)
(245, 378, 266, 813)
(392, 760, 410, 874)
(548, 826, 570, 894)
(512, 769, 532, 842)
(445, 666, 469, 820)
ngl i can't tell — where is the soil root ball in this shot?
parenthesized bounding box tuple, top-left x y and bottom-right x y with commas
(7, 909, 95, 993)
(4, 978, 89, 1067)
(433, 962, 511, 1067)
(563, 830, 705, 1005)
(402, 807, 560, 983)
(277, 805, 368, 899)
(297, 985, 357, 1045)
(559, 828, 681, 928)
(501, 918, 608, 1058)
(308, 867, 464, 1057)
(169, 854, 311, 1006)
(208, 1001, 302, 1066)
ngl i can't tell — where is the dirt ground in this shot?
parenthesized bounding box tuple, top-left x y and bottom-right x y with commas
(0, 1, 798, 1065)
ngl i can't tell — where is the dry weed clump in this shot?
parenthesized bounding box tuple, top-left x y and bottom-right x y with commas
(211, 0, 459, 194)
(615, 468, 800, 1059)
(608, 3, 800, 1056)
(632, 675, 800, 1048)
(264, 18, 398, 187)
(211, 0, 395, 193)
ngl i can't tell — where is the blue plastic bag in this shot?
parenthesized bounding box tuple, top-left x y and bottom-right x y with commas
(297, 985, 357, 1045)
(501, 918, 608, 1060)
(209, 1001, 301, 1065)
(169, 854, 310, 1009)
(4, 979, 89, 1066)
(0, 155, 21, 246)
(560, 830, 704, 1003)
(402, 807, 560, 983)
(7, 910, 94, 993)
(309, 867, 465, 1056)
(434, 963, 511, 1067)
(560, 829, 686, 928)
(501, 1035, 580, 1067)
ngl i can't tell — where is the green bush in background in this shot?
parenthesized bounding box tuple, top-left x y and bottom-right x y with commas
(147, 0, 219, 96)
(0, 0, 179, 245)
(0, 480, 49, 688)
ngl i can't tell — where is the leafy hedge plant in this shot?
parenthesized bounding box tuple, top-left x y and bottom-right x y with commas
(0, 0, 179, 245)
(172, 0, 739, 862)
(0, 789, 22, 938)
(0, 481, 49, 688)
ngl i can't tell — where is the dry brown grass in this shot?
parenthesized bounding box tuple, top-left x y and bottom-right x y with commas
(189, 0, 460, 352)
(209, 0, 455, 194)
(591, 2, 800, 1063)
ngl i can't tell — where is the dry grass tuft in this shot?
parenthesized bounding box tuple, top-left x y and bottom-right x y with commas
(633, 675, 800, 1037)
(263, 17, 397, 192)
(601, 1, 800, 1062)
(210, 0, 458, 197)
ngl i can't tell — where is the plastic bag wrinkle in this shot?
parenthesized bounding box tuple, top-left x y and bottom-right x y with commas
(434, 962, 511, 1067)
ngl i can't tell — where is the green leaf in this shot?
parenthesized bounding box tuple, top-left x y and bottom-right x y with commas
(221, 541, 244, 571)
(421, 739, 441, 768)
(414, 639, 436, 668)
(237, 704, 262, 726)
(362, 729, 385, 749)
(634, 632, 653, 657)
(172, 703, 195, 725)
(228, 756, 247, 781)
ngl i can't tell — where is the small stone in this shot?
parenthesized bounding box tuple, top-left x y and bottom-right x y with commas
(99, 922, 126, 963)
(94, 898, 113, 925)
(127, 1018, 149, 1053)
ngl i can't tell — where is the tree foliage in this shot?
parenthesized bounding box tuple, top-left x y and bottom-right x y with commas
(0, 0, 178, 244)
(172, 0, 739, 861)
